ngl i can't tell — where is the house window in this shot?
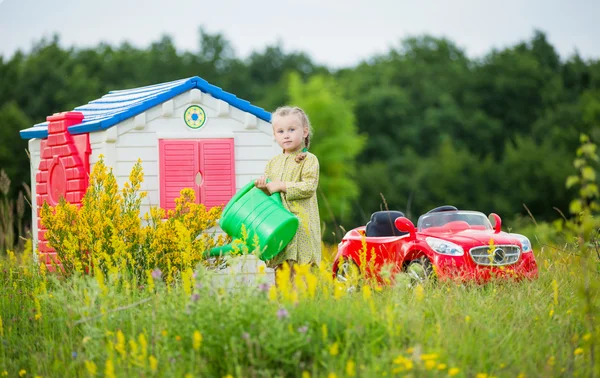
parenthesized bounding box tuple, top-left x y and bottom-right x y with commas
(159, 139, 235, 211)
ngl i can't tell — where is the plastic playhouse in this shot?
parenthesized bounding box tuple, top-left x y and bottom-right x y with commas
(19, 77, 282, 267)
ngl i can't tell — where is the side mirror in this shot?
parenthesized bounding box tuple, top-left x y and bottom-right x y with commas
(488, 213, 502, 234)
(395, 217, 416, 238)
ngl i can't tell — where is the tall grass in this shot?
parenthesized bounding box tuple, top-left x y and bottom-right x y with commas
(0, 169, 29, 254)
(0, 240, 598, 377)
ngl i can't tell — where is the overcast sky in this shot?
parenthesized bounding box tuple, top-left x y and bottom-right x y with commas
(0, 0, 598, 68)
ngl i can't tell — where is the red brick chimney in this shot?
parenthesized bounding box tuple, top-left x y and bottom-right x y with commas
(36, 111, 90, 270)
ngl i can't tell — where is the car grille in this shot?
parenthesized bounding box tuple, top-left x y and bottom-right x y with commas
(469, 245, 521, 266)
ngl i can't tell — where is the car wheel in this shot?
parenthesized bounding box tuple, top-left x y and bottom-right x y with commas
(406, 257, 434, 286)
(336, 259, 361, 291)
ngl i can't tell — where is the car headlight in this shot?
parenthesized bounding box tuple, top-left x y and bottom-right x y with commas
(512, 234, 532, 253)
(426, 237, 464, 256)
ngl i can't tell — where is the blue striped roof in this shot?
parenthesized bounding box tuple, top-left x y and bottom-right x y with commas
(20, 76, 272, 139)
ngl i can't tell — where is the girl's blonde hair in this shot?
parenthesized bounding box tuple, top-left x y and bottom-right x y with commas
(272, 106, 312, 162)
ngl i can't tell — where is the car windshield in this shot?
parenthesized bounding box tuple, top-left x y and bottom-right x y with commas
(417, 210, 493, 232)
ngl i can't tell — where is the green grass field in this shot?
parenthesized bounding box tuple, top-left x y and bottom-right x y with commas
(0, 239, 598, 378)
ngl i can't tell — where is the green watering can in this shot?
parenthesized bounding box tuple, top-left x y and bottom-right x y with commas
(208, 180, 299, 261)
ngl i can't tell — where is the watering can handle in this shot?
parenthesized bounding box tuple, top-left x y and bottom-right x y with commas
(264, 178, 283, 205)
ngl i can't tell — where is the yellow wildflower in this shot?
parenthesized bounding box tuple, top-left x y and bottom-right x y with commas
(333, 283, 345, 300)
(19, 370, 26, 377)
(414, 284, 424, 302)
(392, 355, 413, 371)
(149, 355, 158, 372)
(182, 268, 194, 297)
(448, 367, 460, 376)
(421, 353, 439, 361)
(574, 348, 584, 356)
(362, 285, 372, 300)
(346, 360, 356, 376)
(465, 315, 471, 323)
(146, 270, 155, 293)
(583, 333, 592, 341)
(329, 342, 339, 356)
(193, 330, 202, 351)
(425, 360, 436, 370)
(302, 372, 311, 378)
(95, 269, 108, 297)
(129, 338, 139, 363)
(105, 359, 115, 378)
(268, 286, 278, 302)
(437, 363, 447, 370)
(328, 374, 337, 378)
(138, 333, 148, 363)
(476, 374, 488, 378)
(84, 360, 97, 376)
(115, 330, 127, 359)
(305, 272, 318, 298)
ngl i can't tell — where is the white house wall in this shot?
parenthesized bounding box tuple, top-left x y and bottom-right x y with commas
(28, 138, 41, 258)
(89, 88, 277, 217)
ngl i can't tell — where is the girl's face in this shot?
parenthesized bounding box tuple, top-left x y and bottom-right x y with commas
(272, 114, 308, 154)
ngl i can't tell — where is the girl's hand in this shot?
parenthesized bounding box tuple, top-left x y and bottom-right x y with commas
(266, 180, 286, 194)
(255, 176, 271, 195)
(255, 176, 267, 189)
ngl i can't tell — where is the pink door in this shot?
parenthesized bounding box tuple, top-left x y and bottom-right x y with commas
(159, 139, 235, 211)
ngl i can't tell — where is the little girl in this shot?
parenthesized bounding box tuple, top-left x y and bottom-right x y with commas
(255, 106, 322, 270)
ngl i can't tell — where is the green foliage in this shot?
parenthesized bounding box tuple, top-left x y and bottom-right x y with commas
(499, 136, 572, 219)
(0, 103, 31, 253)
(565, 134, 600, 239)
(286, 72, 366, 230)
(1, 240, 599, 377)
(0, 102, 31, 196)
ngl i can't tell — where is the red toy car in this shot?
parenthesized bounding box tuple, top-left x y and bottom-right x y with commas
(332, 206, 538, 284)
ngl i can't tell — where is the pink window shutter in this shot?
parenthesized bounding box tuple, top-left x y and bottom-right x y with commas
(199, 139, 236, 209)
(159, 140, 199, 211)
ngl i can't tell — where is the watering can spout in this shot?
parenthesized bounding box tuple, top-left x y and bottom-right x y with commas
(207, 241, 249, 258)
(208, 181, 298, 261)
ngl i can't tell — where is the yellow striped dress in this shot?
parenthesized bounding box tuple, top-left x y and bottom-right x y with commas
(264, 150, 322, 267)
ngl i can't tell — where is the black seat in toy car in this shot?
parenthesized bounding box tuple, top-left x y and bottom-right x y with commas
(365, 211, 408, 237)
